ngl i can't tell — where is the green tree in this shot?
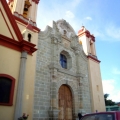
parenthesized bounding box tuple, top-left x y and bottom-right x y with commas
(104, 94, 116, 106)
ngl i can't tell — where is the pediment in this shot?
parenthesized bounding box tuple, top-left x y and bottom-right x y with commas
(56, 19, 76, 39)
(0, 0, 22, 41)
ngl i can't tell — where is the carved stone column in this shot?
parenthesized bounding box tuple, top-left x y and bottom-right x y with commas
(49, 63, 60, 120)
(77, 76, 85, 114)
(48, 27, 61, 119)
(75, 48, 86, 116)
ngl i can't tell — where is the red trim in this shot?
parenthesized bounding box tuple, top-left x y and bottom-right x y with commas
(26, 24, 34, 32)
(15, 12, 36, 24)
(0, 34, 37, 55)
(78, 27, 95, 42)
(90, 34, 95, 42)
(8, 0, 13, 5)
(32, 25, 40, 32)
(0, 9, 15, 40)
(0, 0, 37, 55)
(87, 55, 101, 63)
(20, 40, 37, 54)
(0, 35, 21, 52)
(78, 32, 95, 42)
(32, 0, 40, 4)
(1, 0, 23, 41)
(8, 0, 40, 5)
(14, 14, 40, 32)
(8, 0, 13, 4)
(0, 74, 15, 106)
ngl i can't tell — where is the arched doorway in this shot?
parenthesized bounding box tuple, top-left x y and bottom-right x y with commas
(58, 84, 73, 120)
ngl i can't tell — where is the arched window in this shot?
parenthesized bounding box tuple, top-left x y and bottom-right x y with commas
(60, 54, 67, 69)
(0, 74, 15, 106)
(60, 50, 72, 69)
(28, 33, 32, 42)
(23, 0, 31, 18)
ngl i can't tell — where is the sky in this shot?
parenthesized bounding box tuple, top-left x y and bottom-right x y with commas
(36, 0, 120, 102)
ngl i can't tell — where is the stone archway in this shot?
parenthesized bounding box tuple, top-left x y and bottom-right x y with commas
(58, 84, 73, 120)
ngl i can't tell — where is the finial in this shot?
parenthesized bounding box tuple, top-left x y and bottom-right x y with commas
(28, 17, 31, 24)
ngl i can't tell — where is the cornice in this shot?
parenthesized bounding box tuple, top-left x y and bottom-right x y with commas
(8, 0, 40, 5)
(32, 0, 40, 4)
(87, 55, 101, 63)
(78, 27, 95, 42)
(48, 63, 86, 78)
(14, 12, 40, 33)
(0, 35, 37, 55)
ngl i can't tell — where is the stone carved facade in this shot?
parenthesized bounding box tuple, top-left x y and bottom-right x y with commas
(33, 19, 92, 120)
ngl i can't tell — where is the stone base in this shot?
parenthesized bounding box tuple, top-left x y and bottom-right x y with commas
(78, 109, 86, 116)
(49, 109, 60, 120)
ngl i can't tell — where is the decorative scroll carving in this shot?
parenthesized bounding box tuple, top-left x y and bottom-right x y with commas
(51, 21, 62, 43)
(56, 19, 76, 39)
(70, 34, 79, 50)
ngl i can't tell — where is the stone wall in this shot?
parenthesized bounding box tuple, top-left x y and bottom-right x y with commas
(33, 20, 92, 120)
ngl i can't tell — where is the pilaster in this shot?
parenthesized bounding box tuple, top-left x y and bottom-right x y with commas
(14, 51, 27, 120)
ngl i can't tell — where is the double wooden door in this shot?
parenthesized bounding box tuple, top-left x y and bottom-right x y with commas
(58, 85, 73, 120)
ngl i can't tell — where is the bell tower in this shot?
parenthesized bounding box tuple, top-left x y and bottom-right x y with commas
(8, 0, 40, 25)
(78, 26, 106, 112)
(8, 0, 40, 44)
(77, 26, 97, 56)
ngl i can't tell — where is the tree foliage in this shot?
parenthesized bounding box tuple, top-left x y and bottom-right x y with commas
(104, 94, 116, 106)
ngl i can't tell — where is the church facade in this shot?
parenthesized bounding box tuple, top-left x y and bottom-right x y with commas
(33, 20, 105, 120)
(0, 0, 105, 120)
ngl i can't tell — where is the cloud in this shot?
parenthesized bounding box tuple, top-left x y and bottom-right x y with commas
(85, 17, 92, 20)
(109, 91, 120, 102)
(91, 30, 105, 39)
(112, 68, 120, 75)
(65, 11, 74, 18)
(102, 79, 120, 102)
(102, 79, 115, 94)
(36, 0, 84, 31)
(71, 0, 83, 8)
(105, 24, 120, 41)
(90, 24, 120, 42)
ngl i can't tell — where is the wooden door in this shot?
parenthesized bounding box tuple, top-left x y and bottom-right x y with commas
(58, 85, 72, 120)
